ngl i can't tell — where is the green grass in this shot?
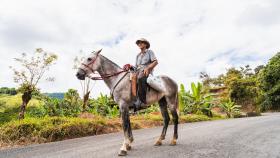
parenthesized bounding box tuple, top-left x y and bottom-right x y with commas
(0, 94, 228, 148)
(0, 94, 43, 124)
(0, 116, 113, 146)
(0, 94, 41, 107)
(0, 113, 227, 148)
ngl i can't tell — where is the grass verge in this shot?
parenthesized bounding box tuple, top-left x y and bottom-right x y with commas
(0, 113, 225, 149)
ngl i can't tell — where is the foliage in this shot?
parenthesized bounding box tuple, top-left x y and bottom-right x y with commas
(200, 97, 215, 117)
(43, 93, 64, 99)
(42, 89, 82, 117)
(219, 100, 241, 118)
(0, 113, 224, 147)
(179, 84, 190, 113)
(0, 87, 17, 95)
(10, 48, 58, 92)
(88, 94, 119, 118)
(0, 94, 43, 124)
(140, 103, 160, 115)
(229, 77, 260, 109)
(0, 117, 110, 145)
(26, 106, 46, 118)
(63, 89, 82, 116)
(179, 82, 215, 117)
(42, 98, 64, 116)
(200, 65, 263, 112)
(10, 48, 58, 119)
(258, 52, 280, 111)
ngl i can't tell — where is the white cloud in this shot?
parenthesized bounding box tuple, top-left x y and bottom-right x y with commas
(0, 0, 279, 97)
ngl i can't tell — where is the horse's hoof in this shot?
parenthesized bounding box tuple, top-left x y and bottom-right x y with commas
(169, 139, 177, 146)
(129, 137, 134, 143)
(118, 150, 127, 156)
(126, 144, 132, 151)
(154, 141, 162, 146)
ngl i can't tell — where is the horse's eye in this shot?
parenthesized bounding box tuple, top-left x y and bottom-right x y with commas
(87, 58, 92, 61)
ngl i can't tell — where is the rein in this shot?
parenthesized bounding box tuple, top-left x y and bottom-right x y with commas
(82, 53, 127, 80)
(81, 53, 130, 97)
(86, 69, 127, 80)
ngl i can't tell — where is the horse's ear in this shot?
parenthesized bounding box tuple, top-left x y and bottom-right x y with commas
(96, 49, 102, 55)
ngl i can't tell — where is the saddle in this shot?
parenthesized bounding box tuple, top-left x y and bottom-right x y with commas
(123, 64, 159, 103)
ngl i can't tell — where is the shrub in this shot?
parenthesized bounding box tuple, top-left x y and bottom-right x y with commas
(88, 94, 119, 118)
(140, 104, 160, 115)
(42, 96, 82, 117)
(0, 117, 112, 145)
(179, 82, 215, 116)
(26, 106, 46, 118)
(219, 100, 241, 118)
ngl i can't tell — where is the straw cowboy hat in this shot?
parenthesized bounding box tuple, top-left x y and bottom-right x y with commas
(136, 38, 150, 49)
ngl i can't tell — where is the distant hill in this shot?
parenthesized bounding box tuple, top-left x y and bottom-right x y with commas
(43, 93, 64, 99)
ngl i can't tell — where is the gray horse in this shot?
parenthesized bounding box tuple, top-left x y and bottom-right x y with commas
(76, 49, 179, 156)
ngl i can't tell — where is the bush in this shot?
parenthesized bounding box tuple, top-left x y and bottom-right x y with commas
(179, 82, 215, 116)
(42, 97, 82, 117)
(26, 106, 46, 118)
(140, 104, 160, 115)
(0, 117, 113, 144)
(88, 94, 119, 118)
(219, 100, 241, 118)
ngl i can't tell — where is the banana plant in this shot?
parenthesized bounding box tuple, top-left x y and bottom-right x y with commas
(219, 100, 241, 118)
(200, 95, 215, 117)
(90, 93, 118, 117)
(180, 82, 215, 116)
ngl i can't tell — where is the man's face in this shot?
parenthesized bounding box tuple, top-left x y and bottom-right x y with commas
(137, 42, 146, 49)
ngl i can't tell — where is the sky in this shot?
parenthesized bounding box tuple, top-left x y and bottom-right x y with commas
(0, 0, 279, 98)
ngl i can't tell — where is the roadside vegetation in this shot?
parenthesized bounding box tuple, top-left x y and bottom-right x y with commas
(0, 50, 279, 148)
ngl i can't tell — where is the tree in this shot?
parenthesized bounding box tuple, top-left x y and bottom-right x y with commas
(63, 89, 82, 116)
(73, 54, 94, 112)
(200, 65, 263, 112)
(0, 87, 17, 95)
(258, 52, 280, 110)
(10, 48, 57, 119)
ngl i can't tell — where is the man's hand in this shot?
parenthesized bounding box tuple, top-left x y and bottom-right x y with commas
(143, 68, 150, 77)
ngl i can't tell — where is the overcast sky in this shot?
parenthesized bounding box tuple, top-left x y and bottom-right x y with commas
(0, 0, 279, 97)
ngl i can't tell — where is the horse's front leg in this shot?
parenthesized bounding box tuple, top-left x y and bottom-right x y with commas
(118, 104, 133, 156)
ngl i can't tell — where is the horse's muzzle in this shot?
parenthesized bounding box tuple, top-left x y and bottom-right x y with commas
(76, 69, 86, 80)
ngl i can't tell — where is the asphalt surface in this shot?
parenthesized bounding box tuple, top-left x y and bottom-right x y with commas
(1, 113, 280, 158)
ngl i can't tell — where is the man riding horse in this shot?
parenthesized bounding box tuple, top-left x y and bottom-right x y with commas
(133, 38, 158, 111)
(76, 41, 179, 156)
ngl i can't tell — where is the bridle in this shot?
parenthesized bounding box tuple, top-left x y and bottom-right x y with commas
(81, 53, 127, 80)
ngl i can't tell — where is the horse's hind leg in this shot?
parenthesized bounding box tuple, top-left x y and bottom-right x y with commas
(170, 108, 178, 145)
(155, 97, 170, 146)
(166, 95, 179, 146)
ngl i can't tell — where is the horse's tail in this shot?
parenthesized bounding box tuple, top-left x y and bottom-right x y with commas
(175, 90, 179, 114)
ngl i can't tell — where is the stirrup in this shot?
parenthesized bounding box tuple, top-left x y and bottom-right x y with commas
(133, 99, 144, 112)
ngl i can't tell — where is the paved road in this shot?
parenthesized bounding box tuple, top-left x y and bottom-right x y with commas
(1, 113, 280, 158)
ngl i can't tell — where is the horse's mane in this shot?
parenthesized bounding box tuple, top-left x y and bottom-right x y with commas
(100, 54, 122, 69)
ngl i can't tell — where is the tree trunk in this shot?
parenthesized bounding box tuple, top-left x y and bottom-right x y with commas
(82, 91, 90, 112)
(19, 91, 32, 119)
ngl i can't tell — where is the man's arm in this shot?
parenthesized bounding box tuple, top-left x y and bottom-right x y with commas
(148, 60, 158, 70)
(144, 60, 158, 76)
